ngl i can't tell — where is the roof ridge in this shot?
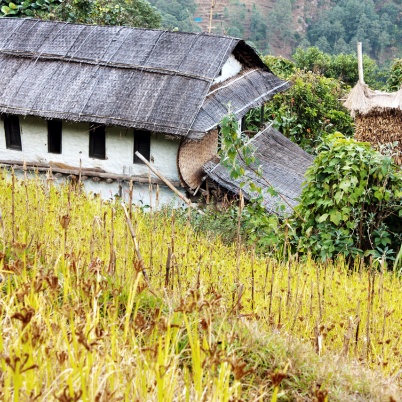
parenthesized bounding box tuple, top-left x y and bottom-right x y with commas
(0, 17, 239, 40)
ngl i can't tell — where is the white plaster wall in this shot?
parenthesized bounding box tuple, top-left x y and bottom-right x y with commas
(0, 116, 181, 181)
(213, 54, 242, 84)
(85, 180, 187, 208)
(12, 169, 187, 208)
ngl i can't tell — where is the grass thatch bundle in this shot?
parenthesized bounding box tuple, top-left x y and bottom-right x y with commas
(355, 111, 402, 165)
(344, 81, 402, 165)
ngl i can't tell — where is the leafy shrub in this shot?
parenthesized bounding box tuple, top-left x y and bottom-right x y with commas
(265, 71, 354, 153)
(289, 133, 402, 263)
(386, 58, 402, 91)
(262, 55, 296, 80)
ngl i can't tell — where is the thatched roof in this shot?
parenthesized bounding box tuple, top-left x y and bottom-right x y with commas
(344, 81, 402, 117)
(0, 18, 289, 138)
(203, 125, 314, 216)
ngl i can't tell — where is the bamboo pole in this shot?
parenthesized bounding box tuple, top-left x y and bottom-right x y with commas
(134, 151, 196, 208)
(208, 0, 216, 34)
(357, 42, 364, 84)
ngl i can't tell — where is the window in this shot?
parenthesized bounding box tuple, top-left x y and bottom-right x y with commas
(134, 130, 151, 164)
(47, 119, 62, 154)
(89, 124, 106, 159)
(4, 115, 22, 150)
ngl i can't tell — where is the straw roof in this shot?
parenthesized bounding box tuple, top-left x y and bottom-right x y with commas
(0, 18, 289, 138)
(344, 81, 402, 117)
(203, 125, 314, 216)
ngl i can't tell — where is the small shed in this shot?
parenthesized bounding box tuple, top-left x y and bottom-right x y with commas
(343, 81, 402, 165)
(203, 125, 314, 216)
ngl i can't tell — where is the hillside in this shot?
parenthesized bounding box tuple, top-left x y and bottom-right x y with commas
(191, 0, 317, 57)
(151, 0, 402, 63)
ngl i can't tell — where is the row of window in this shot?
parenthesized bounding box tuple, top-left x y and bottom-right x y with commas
(2, 116, 151, 163)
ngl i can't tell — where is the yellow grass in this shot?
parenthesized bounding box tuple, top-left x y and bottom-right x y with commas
(0, 170, 401, 401)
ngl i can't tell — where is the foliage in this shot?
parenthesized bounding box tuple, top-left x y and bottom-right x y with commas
(63, 0, 161, 27)
(219, 112, 256, 180)
(269, 0, 294, 46)
(187, 201, 282, 254)
(0, 0, 59, 18)
(289, 133, 402, 262)
(0, 0, 162, 28)
(386, 58, 402, 91)
(306, 0, 402, 62)
(292, 47, 382, 88)
(147, 0, 198, 32)
(215, 111, 284, 253)
(262, 55, 296, 80)
(264, 70, 354, 153)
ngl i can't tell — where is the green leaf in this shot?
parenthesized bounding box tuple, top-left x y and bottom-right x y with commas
(334, 191, 343, 204)
(374, 190, 383, 201)
(316, 213, 329, 223)
(329, 210, 342, 226)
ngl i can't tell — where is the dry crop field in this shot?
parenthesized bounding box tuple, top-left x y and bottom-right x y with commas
(0, 170, 401, 401)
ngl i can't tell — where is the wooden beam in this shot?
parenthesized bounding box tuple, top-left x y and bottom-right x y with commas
(0, 160, 181, 187)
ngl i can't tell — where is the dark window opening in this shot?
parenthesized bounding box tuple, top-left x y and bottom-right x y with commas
(4, 115, 22, 150)
(89, 124, 106, 159)
(134, 130, 151, 164)
(241, 116, 246, 132)
(47, 119, 62, 154)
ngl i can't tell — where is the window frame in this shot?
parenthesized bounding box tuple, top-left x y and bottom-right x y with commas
(4, 115, 22, 151)
(133, 129, 151, 164)
(47, 119, 62, 154)
(89, 123, 106, 160)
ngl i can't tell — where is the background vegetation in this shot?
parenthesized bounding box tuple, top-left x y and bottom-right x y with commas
(0, 0, 161, 27)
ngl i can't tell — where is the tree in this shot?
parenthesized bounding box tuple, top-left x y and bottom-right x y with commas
(149, 0, 198, 32)
(292, 47, 381, 88)
(306, 0, 402, 61)
(1, 0, 162, 28)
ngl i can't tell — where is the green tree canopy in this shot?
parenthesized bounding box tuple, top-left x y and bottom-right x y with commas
(307, 0, 402, 61)
(292, 47, 381, 88)
(1, 0, 161, 28)
(148, 0, 198, 32)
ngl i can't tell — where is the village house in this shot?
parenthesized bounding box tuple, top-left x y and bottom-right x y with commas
(0, 18, 301, 207)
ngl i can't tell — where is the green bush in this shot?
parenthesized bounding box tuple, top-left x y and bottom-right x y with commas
(386, 58, 402, 91)
(289, 133, 402, 263)
(265, 70, 353, 153)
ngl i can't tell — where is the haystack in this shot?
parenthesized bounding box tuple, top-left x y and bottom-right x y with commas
(344, 81, 402, 165)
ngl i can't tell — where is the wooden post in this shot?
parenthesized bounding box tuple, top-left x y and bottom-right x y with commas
(357, 42, 364, 84)
(208, 0, 216, 34)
